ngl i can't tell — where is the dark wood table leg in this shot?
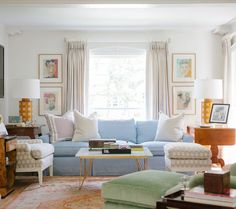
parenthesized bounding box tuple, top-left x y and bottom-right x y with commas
(210, 145, 225, 167)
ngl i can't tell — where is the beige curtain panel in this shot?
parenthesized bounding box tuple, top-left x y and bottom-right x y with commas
(148, 41, 170, 119)
(65, 41, 87, 113)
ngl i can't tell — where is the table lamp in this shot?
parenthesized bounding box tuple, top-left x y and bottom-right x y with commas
(194, 79, 223, 124)
(12, 79, 40, 122)
(0, 115, 8, 136)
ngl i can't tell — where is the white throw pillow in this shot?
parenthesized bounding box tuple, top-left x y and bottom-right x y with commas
(45, 111, 74, 143)
(154, 112, 184, 142)
(72, 110, 100, 141)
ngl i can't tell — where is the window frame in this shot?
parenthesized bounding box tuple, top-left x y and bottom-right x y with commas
(85, 42, 149, 119)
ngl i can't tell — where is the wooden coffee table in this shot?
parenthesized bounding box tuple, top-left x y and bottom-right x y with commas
(156, 190, 235, 209)
(75, 147, 153, 189)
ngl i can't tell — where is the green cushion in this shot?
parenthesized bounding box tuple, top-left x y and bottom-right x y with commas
(102, 170, 184, 208)
(230, 163, 236, 176)
(189, 173, 204, 188)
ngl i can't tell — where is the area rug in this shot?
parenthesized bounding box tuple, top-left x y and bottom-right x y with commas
(1, 177, 111, 209)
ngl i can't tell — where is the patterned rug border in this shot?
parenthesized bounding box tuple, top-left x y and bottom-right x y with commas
(1, 176, 113, 209)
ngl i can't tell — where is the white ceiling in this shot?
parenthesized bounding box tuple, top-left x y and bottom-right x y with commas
(0, 4, 236, 30)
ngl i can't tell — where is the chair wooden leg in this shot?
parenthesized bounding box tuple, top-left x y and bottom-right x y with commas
(49, 165, 53, 176)
(38, 170, 43, 185)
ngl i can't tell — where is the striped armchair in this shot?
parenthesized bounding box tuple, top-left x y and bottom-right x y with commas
(16, 139, 54, 185)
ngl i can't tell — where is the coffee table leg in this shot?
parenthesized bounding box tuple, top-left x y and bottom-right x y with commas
(89, 159, 93, 176)
(144, 158, 148, 170)
(135, 159, 142, 171)
(79, 159, 87, 190)
(80, 158, 83, 176)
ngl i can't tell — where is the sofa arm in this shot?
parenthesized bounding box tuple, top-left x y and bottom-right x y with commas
(182, 134, 194, 143)
(39, 134, 50, 144)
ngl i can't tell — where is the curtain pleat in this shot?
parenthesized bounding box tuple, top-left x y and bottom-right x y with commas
(65, 41, 87, 113)
(148, 41, 170, 119)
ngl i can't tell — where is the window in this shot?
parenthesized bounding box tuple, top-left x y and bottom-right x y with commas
(88, 47, 146, 119)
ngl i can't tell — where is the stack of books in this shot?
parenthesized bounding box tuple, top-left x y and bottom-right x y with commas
(130, 145, 144, 151)
(184, 186, 236, 207)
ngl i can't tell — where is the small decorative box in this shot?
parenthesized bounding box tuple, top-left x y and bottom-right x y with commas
(204, 170, 230, 194)
(102, 148, 131, 154)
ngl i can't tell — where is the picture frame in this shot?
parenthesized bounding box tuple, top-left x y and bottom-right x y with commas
(209, 103, 230, 124)
(39, 87, 62, 115)
(8, 116, 22, 123)
(172, 53, 196, 82)
(172, 86, 196, 115)
(39, 54, 62, 83)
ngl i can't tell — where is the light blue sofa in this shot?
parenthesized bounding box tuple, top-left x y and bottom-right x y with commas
(41, 119, 193, 176)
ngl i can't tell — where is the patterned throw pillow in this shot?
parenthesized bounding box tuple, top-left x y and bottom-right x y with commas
(45, 111, 74, 143)
(155, 112, 184, 142)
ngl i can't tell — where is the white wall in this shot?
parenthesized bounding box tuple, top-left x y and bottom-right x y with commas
(7, 29, 223, 129)
(0, 25, 8, 122)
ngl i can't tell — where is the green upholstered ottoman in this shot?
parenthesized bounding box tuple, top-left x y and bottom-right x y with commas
(102, 170, 184, 209)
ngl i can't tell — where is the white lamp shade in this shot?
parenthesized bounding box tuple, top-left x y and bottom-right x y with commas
(194, 79, 223, 99)
(11, 79, 40, 99)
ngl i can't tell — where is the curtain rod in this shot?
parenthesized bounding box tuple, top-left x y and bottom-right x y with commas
(64, 38, 171, 43)
(222, 32, 236, 40)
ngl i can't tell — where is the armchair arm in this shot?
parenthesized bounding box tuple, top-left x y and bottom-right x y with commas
(16, 143, 31, 152)
(17, 139, 43, 144)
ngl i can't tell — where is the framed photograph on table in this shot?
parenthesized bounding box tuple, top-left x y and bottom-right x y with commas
(172, 53, 196, 82)
(209, 104, 230, 124)
(39, 87, 62, 115)
(172, 86, 195, 115)
(39, 54, 62, 83)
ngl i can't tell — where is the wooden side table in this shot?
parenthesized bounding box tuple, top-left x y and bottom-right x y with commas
(0, 136, 17, 198)
(6, 125, 41, 139)
(187, 126, 236, 167)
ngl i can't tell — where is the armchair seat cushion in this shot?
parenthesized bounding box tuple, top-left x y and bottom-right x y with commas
(31, 143, 54, 159)
(164, 142, 211, 159)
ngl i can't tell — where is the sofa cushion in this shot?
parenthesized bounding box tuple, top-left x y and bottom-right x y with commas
(98, 119, 136, 143)
(102, 170, 184, 208)
(53, 140, 88, 157)
(45, 111, 74, 143)
(141, 141, 170, 156)
(155, 113, 184, 142)
(72, 110, 101, 142)
(31, 143, 54, 159)
(136, 120, 157, 144)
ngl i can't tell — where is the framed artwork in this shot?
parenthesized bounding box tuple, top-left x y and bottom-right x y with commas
(39, 87, 62, 115)
(209, 104, 230, 124)
(39, 54, 62, 83)
(8, 116, 22, 123)
(172, 86, 196, 115)
(172, 53, 196, 82)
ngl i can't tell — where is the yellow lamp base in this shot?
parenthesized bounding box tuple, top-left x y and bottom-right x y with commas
(19, 98, 32, 122)
(201, 99, 213, 124)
